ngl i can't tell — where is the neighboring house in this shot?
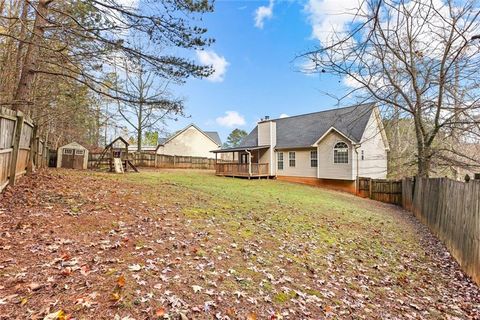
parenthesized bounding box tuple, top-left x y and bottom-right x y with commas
(155, 124, 222, 158)
(128, 145, 157, 153)
(213, 103, 389, 193)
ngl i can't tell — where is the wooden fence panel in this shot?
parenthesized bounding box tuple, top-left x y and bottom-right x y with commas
(0, 113, 16, 191)
(371, 179, 402, 205)
(0, 151, 11, 191)
(357, 177, 402, 205)
(409, 177, 480, 285)
(0, 108, 46, 192)
(16, 149, 30, 175)
(88, 152, 217, 170)
(0, 117, 15, 148)
(401, 178, 414, 211)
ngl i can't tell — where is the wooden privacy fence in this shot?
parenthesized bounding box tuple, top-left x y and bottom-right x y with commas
(402, 177, 480, 285)
(358, 176, 479, 284)
(0, 107, 47, 193)
(357, 177, 402, 205)
(88, 152, 217, 170)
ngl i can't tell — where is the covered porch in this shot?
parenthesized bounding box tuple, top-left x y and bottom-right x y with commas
(212, 146, 271, 178)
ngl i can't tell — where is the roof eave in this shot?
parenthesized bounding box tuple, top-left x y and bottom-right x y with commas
(312, 126, 357, 146)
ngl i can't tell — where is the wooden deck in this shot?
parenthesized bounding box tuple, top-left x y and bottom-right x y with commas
(215, 163, 270, 178)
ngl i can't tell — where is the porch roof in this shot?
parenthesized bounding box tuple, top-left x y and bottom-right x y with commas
(211, 145, 270, 153)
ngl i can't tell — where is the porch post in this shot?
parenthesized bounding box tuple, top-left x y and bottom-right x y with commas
(248, 151, 252, 177)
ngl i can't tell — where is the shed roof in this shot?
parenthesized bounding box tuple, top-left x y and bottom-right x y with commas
(58, 142, 88, 150)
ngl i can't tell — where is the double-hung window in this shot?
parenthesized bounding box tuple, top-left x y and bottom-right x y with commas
(289, 152, 296, 167)
(277, 152, 284, 170)
(310, 150, 318, 167)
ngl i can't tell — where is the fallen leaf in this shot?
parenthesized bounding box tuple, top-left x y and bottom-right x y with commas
(247, 312, 257, 320)
(117, 275, 126, 288)
(111, 291, 121, 302)
(128, 264, 142, 272)
(192, 285, 203, 293)
(43, 310, 65, 320)
(155, 307, 166, 317)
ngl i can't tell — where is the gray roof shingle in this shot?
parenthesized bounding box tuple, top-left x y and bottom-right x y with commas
(238, 103, 375, 149)
(204, 131, 222, 146)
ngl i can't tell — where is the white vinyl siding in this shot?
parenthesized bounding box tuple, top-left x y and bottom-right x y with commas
(276, 149, 317, 178)
(157, 125, 219, 158)
(317, 131, 353, 180)
(357, 110, 388, 179)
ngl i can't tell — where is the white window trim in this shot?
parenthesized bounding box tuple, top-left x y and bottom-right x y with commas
(333, 141, 349, 164)
(63, 149, 73, 155)
(75, 149, 85, 156)
(289, 151, 296, 167)
(277, 152, 284, 170)
(310, 150, 318, 167)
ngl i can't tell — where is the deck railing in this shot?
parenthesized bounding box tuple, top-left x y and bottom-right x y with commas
(215, 163, 269, 177)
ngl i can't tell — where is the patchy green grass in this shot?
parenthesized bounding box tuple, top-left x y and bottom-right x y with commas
(121, 170, 421, 266)
(2, 169, 478, 319)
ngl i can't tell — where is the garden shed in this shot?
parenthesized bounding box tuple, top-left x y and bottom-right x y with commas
(57, 142, 89, 170)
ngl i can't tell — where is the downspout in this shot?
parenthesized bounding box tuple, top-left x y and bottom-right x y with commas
(354, 144, 361, 195)
(246, 150, 252, 177)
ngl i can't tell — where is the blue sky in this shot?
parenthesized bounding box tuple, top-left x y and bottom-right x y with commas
(164, 0, 355, 142)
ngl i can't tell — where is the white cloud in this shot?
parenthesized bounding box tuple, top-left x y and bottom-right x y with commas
(254, 0, 274, 29)
(216, 111, 246, 127)
(196, 50, 229, 82)
(279, 113, 289, 118)
(304, 0, 365, 45)
(342, 75, 362, 89)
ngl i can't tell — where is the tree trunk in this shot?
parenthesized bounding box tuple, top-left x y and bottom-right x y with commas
(416, 143, 431, 178)
(14, 0, 51, 112)
(137, 104, 142, 152)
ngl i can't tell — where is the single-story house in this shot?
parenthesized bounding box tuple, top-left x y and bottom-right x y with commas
(127, 145, 158, 153)
(155, 124, 222, 158)
(213, 103, 389, 193)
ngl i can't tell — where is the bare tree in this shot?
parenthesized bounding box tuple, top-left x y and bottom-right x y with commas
(301, 0, 480, 177)
(116, 57, 182, 152)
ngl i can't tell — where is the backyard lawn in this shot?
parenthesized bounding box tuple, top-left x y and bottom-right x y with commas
(0, 169, 478, 319)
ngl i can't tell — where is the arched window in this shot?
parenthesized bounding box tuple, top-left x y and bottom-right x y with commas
(333, 142, 348, 164)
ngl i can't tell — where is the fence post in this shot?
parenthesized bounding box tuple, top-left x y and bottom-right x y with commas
(9, 112, 24, 186)
(27, 125, 38, 174)
(368, 178, 373, 199)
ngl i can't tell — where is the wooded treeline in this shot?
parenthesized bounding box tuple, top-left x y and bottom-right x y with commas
(0, 0, 214, 149)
